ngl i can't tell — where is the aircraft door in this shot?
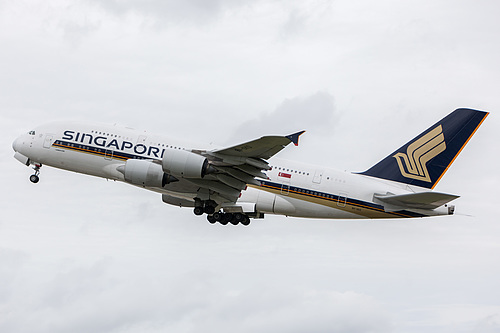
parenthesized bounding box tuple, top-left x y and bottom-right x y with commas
(278, 171, 291, 195)
(337, 192, 348, 207)
(43, 134, 55, 148)
(105, 149, 113, 160)
(281, 182, 290, 195)
(313, 170, 323, 184)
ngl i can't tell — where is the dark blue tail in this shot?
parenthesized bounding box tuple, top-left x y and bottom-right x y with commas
(359, 108, 489, 189)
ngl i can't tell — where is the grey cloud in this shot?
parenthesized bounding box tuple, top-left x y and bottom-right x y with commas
(281, 9, 307, 39)
(59, 19, 101, 47)
(224, 289, 391, 333)
(475, 313, 500, 333)
(279, 2, 332, 40)
(87, 0, 253, 26)
(0, 255, 390, 333)
(0, 247, 29, 302)
(40, 257, 114, 309)
(229, 91, 337, 143)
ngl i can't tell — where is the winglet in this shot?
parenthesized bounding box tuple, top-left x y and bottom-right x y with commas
(286, 130, 306, 146)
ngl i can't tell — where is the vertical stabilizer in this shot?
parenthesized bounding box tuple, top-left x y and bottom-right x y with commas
(359, 108, 489, 189)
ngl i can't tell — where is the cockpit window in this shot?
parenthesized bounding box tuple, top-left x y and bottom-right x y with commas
(28, 130, 35, 135)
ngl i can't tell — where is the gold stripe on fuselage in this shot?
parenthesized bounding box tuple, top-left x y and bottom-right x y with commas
(251, 184, 415, 219)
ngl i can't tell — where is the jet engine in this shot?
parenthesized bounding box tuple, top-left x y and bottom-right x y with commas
(162, 148, 214, 178)
(117, 159, 177, 188)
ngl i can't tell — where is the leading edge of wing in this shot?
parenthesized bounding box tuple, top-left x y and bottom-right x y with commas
(211, 130, 306, 159)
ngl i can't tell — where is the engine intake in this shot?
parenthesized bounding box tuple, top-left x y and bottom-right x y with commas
(162, 148, 214, 178)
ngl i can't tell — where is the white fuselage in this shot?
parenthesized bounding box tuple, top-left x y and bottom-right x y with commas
(13, 121, 449, 219)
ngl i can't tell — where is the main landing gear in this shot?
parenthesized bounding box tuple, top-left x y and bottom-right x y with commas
(193, 199, 217, 216)
(206, 212, 251, 226)
(193, 199, 251, 226)
(29, 163, 42, 183)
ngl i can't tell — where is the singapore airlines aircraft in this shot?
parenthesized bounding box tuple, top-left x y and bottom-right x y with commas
(12, 108, 488, 226)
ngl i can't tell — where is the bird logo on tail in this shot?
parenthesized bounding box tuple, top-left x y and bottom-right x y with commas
(393, 125, 446, 183)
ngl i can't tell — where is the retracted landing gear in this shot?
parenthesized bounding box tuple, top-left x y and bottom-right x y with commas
(29, 163, 42, 183)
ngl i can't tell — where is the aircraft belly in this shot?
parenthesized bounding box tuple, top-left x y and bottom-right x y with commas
(249, 184, 363, 218)
(252, 182, 422, 219)
(38, 147, 115, 179)
(276, 195, 362, 219)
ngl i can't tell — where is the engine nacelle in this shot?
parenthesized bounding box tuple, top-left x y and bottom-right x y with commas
(118, 159, 176, 188)
(162, 148, 213, 178)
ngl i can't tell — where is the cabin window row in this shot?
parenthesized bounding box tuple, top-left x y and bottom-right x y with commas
(88, 130, 185, 151)
(294, 188, 335, 199)
(90, 130, 123, 139)
(271, 166, 310, 176)
(155, 143, 184, 150)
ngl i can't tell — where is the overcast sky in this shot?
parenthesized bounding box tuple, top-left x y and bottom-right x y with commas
(1, 0, 500, 332)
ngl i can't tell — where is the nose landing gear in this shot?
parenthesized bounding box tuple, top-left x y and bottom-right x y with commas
(29, 163, 42, 183)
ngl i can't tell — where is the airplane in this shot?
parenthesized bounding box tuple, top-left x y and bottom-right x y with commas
(12, 108, 488, 226)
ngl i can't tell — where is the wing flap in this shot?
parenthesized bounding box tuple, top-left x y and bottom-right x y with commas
(187, 179, 241, 201)
(374, 192, 459, 210)
(214, 166, 261, 186)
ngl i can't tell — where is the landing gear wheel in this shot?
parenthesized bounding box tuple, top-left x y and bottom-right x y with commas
(221, 213, 233, 225)
(30, 163, 42, 184)
(213, 212, 223, 222)
(229, 213, 240, 225)
(193, 206, 204, 216)
(233, 213, 244, 223)
(207, 215, 216, 224)
(204, 205, 215, 215)
(241, 216, 251, 226)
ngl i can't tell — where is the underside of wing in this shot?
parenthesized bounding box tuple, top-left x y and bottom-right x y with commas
(373, 192, 460, 211)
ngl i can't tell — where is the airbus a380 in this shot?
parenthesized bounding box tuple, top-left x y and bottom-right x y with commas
(12, 108, 488, 226)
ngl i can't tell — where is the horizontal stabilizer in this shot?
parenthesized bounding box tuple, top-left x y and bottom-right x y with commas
(374, 192, 459, 210)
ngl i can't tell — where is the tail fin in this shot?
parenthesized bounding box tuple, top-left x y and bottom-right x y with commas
(359, 108, 489, 189)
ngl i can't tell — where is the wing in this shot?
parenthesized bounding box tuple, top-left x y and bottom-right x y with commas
(373, 192, 459, 212)
(186, 131, 305, 204)
(212, 131, 305, 159)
